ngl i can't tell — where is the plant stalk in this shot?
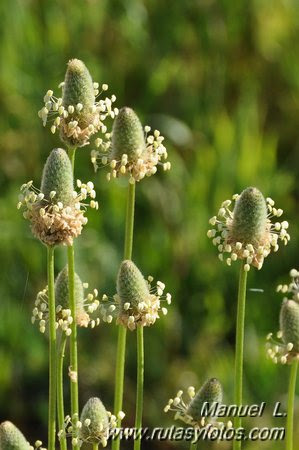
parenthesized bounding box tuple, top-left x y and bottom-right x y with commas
(67, 146, 79, 450)
(190, 442, 198, 450)
(112, 181, 136, 450)
(57, 332, 67, 450)
(233, 261, 248, 450)
(47, 246, 57, 450)
(286, 360, 298, 450)
(134, 325, 144, 450)
(92, 444, 99, 450)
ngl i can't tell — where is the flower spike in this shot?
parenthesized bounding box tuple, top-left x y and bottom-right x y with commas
(267, 269, 299, 364)
(32, 266, 100, 334)
(58, 398, 125, 447)
(207, 187, 290, 271)
(0, 421, 45, 450)
(17, 148, 98, 246)
(164, 378, 229, 430)
(99, 260, 171, 331)
(91, 107, 171, 182)
(38, 59, 117, 148)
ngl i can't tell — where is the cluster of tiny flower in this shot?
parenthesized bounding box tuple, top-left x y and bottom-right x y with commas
(100, 277, 172, 331)
(207, 195, 290, 271)
(38, 84, 118, 147)
(91, 126, 171, 183)
(17, 180, 98, 246)
(58, 411, 125, 448)
(277, 269, 299, 301)
(29, 440, 46, 450)
(266, 331, 297, 365)
(164, 388, 232, 431)
(31, 284, 100, 334)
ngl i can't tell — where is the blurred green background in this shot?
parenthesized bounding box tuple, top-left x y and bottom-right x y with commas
(0, 0, 299, 448)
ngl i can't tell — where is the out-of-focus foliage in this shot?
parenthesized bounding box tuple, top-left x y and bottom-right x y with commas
(0, 0, 298, 448)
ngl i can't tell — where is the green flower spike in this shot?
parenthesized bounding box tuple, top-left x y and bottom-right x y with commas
(32, 266, 100, 334)
(0, 421, 45, 450)
(91, 106, 171, 183)
(99, 260, 171, 331)
(0, 422, 30, 450)
(187, 378, 223, 422)
(80, 397, 110, 446)
(58, 398, 125, 447)
(207, 187, 290, 271)
(267, 269, 299, 364)
(38, 59, 117, 148)
(164, 378, 227, 429)
(17, 148, 98, 246)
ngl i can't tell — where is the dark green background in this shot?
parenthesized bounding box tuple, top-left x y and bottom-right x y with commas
(0, 0, 298, 448)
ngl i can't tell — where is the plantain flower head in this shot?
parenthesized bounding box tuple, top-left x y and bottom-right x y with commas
(58, 398, 125, 447)
(164, 378, 227, 430)
(0, 421, 45, 450)
(267, 269, 299, 364)
(32, 266, 100, 334)
(38, 59, 118, 148)
(207, 187, 290, 271)
(91, 107, 171, 183)
(99, 260, 171, 331)
(17, 148, 98, 246)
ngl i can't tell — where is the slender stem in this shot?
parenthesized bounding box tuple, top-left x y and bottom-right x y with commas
(286, 360, 298, 450)
(68, 244, 79, 450)
(67, 147, 79, 450)
(134, 325, 144, 450)
(189, 442, 198, 450)
(47, 246, 56, 450)
(233, 261, 248, 450)
(92, 444, 99, 450)
(123, 182, 135, 260)
(68, 147, 77, 172)
(57, 333, 67, 450)
(112, 181, 136, 450)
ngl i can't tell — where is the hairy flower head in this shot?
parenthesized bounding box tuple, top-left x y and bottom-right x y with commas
(38, 59, 117, 148)
(164, 378, 228, 430)
(58, 400, 125, 447)
(99, 260, 171, 330)
(207, 187, 290, 271)
(32, 266, 100, 334)
(0, 421, 45, 450)
(266, 269, 299, 364)
(0, 422, 30, 450)
(17, 148, 98, 246)
(91, 107, 170, 183)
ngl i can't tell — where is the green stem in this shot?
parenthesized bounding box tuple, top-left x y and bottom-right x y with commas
(68, 147, 77, 172)
(189, 442, 198, 450)
(233, 261, 248, 450)
(286, 360, 298, 450)
(134, 325, 144, 450)
(92, 444, 99, 450)
(57, 333, 67, 450)
(68, 244, 79, 450)
(67, 147, 79, 450)
(112, 181, 136, 450)
(123, 182, 135, 260)
(47, 246, 56, 450)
